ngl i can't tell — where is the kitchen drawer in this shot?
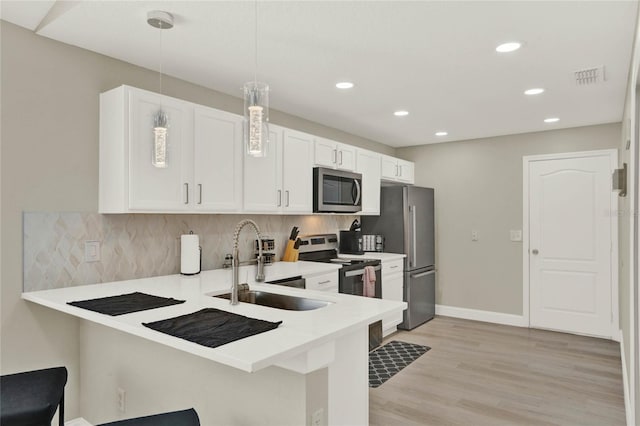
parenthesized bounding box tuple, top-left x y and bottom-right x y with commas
(382, 259, 404, 277)
(304, 271, 339, 292)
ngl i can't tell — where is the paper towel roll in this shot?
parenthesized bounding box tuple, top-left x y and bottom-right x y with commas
(181, 233, 201, 275)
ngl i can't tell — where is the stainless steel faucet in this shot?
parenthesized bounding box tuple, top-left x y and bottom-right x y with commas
(230, 219, 265, 305)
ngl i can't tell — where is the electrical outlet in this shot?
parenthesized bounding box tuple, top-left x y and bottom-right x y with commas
(510, 230, 523, 242)
(84, 241, 101, 262)
(471, 230, 479, 242)
(311, 408, 324, 426)
(117, 388, 126, 412)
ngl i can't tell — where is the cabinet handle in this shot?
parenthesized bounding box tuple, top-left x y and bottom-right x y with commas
(399, 165, 402, 177)
(198, 184, 202, 205)
(333, 149, 337, 164)
(318, 280, 331, 285)
(277, 190, 282, 207)
(395, 165, 399, 176)
(339, 151, 343, 165)
(390, 265, 399, 269)
(184, 183, 189, 204)
(285, 190, 290, 207)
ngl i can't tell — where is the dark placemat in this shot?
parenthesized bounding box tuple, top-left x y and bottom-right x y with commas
(143, 308, 282, 349)
(68, 292, 185, 316)
(369, 340, 430, 388)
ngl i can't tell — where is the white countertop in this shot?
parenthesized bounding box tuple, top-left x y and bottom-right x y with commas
(339, 252, 406, 262)
(22, 261, 406, 373)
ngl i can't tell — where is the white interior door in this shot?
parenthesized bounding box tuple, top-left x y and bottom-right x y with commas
(529, 152, 614, 338)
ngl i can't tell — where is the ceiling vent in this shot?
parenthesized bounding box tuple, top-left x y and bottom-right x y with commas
(575, 66, 606, 85)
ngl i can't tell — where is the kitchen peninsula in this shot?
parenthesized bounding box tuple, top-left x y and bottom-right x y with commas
(23, 261, 406, 426)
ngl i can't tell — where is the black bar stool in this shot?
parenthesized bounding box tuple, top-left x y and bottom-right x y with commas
(0, 366, 68, 426)
(97, 408, 200, 426)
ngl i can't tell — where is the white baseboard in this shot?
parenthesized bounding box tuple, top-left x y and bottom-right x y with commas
(65, 418, 93, 426)
(619, 330, 634, 426)
(436, 304, 527, 327)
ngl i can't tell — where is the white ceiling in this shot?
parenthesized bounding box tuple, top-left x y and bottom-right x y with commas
(1, 1, 637, 148)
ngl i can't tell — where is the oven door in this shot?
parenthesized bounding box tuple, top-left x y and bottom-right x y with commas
(313, 167, 362, 213)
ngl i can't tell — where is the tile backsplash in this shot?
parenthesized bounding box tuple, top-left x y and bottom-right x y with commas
(23, 212, 357, 292)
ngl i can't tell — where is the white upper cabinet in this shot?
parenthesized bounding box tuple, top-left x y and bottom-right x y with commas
(356, 149, 381, 215)
(381, 154, 415, 184)
(100, 85, 242, 213)
(243, 126, 284, 213)
(193, 107, 243, 212)
(314, 137, 356, 171)
(283, 130, 313, 213)
(243, 126, 313, 214)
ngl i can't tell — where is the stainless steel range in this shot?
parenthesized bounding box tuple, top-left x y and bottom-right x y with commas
(298, 234, 383, 350)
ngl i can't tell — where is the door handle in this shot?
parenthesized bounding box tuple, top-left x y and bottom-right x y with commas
(344, 265, 382, 277)
(410, 205, 417, 268)
(184, 183, 189, 204)
(198, 184, 202, 205)
(532, 249, 539, 255)
(333, 149, 337, 164)
(353, 180, 361, 206)
(411, 270, 436, 279)
(277, 190, 282, 207)
(285, 190, 290, 207)
(339, 151, 343, 165)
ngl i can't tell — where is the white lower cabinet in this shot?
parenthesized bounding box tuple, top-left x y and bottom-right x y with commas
(304, 270, 339, 292)
(381, 259, 404, 336)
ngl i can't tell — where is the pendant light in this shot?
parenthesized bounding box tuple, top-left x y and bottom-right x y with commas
(147, 10, 173, 168)
(244, 1, 269, 157)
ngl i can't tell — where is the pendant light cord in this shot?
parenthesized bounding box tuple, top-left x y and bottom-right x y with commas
(159, 20, 164, 96)
(254, 0, 258, 84)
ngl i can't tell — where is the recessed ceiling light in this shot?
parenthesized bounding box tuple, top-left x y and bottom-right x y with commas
(435, 131, 448, 136)
(394, 110, 409, 117)
(524, 88, 545, 95)
(496, 42, 521, 53)
(336, 82, 354, 89)
(544, 117, 560, 123)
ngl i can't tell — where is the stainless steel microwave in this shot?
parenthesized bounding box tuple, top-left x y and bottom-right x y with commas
(313, 167, 362, 213)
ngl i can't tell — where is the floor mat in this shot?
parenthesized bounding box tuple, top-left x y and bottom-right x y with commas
(369, 340, 430, 388)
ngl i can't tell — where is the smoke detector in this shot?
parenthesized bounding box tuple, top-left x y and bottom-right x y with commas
(147, 10, 174, 29)
(574, 66, 606, 85)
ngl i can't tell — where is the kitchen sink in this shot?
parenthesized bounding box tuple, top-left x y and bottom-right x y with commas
(214, 290, 330, 311)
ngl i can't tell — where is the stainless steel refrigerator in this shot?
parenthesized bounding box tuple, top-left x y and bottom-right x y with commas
(361, 186, 435, 330)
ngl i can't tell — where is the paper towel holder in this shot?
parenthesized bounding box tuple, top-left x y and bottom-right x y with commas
(181, 231, 202, 275)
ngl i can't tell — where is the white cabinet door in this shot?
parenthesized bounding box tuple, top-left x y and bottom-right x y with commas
(128, 89, 191, 211)
(381, 155, 415, 184)
(336, 143, 356, 171)
(382, 259, 405, 335)
(397, 159, 415, 184)
(356, 149, 381, 215)
(314, 137, 338, 168)
(282, 130, 313, 213)
(314, 138, 356, 171)
(243, 126, 283, 213)
(381, 155, 399, 181)
(193, 107, 243, 212)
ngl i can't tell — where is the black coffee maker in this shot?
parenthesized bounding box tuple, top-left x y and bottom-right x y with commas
(339, 220, 364, 255)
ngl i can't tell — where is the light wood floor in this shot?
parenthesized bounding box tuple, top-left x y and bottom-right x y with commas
(370, 316, 625, 426)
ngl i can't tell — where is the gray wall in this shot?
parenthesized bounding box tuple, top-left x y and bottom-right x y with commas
(397, 123, 621, 315)
(0, 21, 391, 419)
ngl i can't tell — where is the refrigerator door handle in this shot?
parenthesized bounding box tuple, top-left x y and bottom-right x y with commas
(411, 270, 436, 279)
(410, 205, 417, 268)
